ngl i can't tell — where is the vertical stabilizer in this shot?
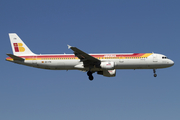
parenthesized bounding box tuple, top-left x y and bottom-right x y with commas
(9, 33, 35, 56)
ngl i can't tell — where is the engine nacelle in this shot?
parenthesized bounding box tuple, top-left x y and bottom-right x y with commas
(97, 69, 116, 77)
(100, 62, 115, 70)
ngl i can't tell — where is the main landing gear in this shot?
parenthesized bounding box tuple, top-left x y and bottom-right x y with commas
(87, 71, 94, 81)
(153, 69, 157, 77)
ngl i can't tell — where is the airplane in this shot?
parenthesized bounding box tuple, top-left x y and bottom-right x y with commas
(6, 33, 174, 80)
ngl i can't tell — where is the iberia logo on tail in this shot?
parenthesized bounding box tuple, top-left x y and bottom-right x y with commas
(13, 43, 25, 52)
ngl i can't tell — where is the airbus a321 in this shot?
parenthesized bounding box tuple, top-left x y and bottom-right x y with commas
(6, 33, 174, 80)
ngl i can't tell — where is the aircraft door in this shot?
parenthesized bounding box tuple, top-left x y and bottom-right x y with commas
(153, 54, 158, 62)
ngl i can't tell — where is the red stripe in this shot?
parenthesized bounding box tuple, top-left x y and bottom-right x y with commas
(18, 53, 147, 59)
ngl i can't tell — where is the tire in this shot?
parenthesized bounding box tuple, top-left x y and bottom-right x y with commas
(154, 74, 157, 77)
(89, 75, 94, 80)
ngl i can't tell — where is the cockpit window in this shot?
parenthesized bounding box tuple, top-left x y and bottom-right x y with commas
(162, 56, 168, 59)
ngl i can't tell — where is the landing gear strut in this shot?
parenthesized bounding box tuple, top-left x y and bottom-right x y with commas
(87, 71, 94, 81)
(153, 69, 157, 77)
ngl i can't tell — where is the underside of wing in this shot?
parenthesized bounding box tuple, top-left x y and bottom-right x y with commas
(68, 45, 101, 68)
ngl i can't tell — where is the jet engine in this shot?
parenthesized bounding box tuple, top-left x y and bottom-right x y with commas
(97, 69, 116, 77)
(100, 62, 115, 70)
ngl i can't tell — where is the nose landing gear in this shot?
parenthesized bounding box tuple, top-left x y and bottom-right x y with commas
(153, 69, 157, 77)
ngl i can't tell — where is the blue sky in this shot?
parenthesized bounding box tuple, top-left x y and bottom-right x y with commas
(0, 0, 179, 120)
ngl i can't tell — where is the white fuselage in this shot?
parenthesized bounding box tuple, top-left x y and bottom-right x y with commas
(9, 53, 174, 71)
(6, 33, 174, 80)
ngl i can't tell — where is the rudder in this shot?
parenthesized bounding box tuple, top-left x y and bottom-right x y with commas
(9, 33, 35, 56)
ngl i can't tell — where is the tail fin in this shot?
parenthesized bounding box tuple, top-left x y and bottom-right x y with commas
(9, 33, 35, 56)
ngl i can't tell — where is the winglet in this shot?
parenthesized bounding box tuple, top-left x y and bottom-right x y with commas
(67, 45, 72, 49)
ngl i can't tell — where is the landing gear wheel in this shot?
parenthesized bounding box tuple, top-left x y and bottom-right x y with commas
(154, 74, 157, 77)
(89, 75, 94, 81)
(87, 71, 94, 81)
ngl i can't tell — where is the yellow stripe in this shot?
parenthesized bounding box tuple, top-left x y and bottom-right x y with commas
(6, 58, 13, 61)
(141, 53, 152, 57)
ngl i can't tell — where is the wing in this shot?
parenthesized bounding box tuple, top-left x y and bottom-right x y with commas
(68, 45, 100, 68)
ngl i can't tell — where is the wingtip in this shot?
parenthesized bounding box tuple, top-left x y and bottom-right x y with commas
(67, 45, 71, 49)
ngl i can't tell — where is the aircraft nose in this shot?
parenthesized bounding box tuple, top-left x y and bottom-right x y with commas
(169, 59, 174, 66)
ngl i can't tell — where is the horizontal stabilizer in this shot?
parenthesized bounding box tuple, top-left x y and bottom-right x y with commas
(6, 53, 24, 60)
